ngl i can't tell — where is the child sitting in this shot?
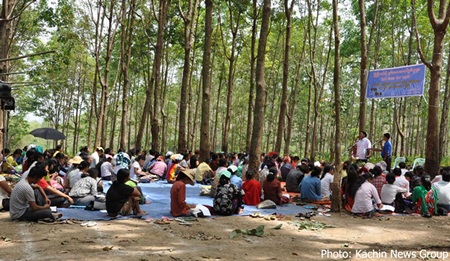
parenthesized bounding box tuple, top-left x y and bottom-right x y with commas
(242, 170, 262, 206)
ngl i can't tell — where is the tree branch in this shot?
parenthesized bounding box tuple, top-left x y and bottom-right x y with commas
(412, 0, 432, 68)
(428, 0, 438, 28)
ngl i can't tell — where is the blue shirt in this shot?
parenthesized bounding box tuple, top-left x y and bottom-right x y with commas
(299, 175, 322, 201)
(230, 175, 242, 190)
(382, 140, 392, 158)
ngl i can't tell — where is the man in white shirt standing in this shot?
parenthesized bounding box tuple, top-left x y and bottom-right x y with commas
(356, 131, 372, 163)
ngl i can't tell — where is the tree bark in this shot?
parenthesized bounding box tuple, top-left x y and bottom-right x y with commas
(275, 0, 294, 154)
(412, 0, 450, 177)
(245, 0, 258, 153)
(358, 0, 368, 132)
(199, 0, 214, 162)
(177, 0, 199, 153)
(439, 49, 450, 160)
(248, 0, 271, 174)
(331, 0, 342, 212)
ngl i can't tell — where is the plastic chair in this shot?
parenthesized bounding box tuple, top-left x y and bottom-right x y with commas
(412, 158, 426, 170)
(392, 157, 406, 169)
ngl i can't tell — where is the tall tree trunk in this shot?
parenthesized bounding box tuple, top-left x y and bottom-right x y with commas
(412, 0, 450, 177)
(136, 0, 171, 151)
(439, 49, 450, 160)
(246, 0, 258, 153)
(119, 0, 136, 150)
(248, 0, 271, 174)
(358, 0, 368, 132)
(275, 0, 294, 154)
(177, 0, 199, 153)
(331, 0, 342, 212)
(199, 0, 213, 162)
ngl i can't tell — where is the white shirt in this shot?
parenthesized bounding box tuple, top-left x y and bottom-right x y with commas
(130, 161, 141, 180)
(432, 181, 450, 205)
(320, 173, 334, 198)
(393, 176, 410, 197)
(101, 161, 114, 178)
(91, 152, 100, 168)
(356, 137, 371, 160)
(381, 184, 407, 204)
(352, 181, 381, 213)
(0, 175, 9, 209)
(401, 168, 408, 176)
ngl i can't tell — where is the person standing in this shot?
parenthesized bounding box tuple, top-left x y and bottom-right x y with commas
(355, 131, 372, 163)
(371, 133, 392, 172)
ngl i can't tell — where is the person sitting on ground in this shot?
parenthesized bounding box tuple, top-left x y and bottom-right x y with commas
(213, 170, 244, 215)
(285, 164, 305, 193)
(242, 170, 262, 206)
(147, 156, 167, 179)
(263, 167, 288, 205)
(280, 156, 293, 181)
(170, 169, 196, 217)
(380, 173, 408, 213)
(399, 162, 408, 176)
(195, 162, 215, 185)
(393, 167, 410, 198)
(36, 161, 74, 207)
(105, 169, 146, 217)
(411, 165, 425, 190)
(90, 147, 104, 168)
(432, 170, 450, 211)
(0, 174, 12, 211)
(300, 166, 323, 202)
(3, 149, 21, 174)
(215, 158, 228, 177)
(64, 160, 90, 193)
(100, 154, 114, 181)
(320, 165, 335, 199)
(130, 155, 148, 180)
(370, 165, 386, 198)
(9, 166, 62, 222)
(69, 168, 99, 206)
(412, 174, 437, 217)
(351, 173, 383, 217)
(228, 165, 242, 190)
(342, 164, 359, 212)
(166, 154, 182, 183)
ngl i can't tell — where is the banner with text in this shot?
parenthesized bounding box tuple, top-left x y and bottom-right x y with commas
(366, 64, 426, 99)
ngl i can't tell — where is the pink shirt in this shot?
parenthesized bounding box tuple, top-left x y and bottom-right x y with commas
(148, 161, 167, 177)
(352, 181, 381, 213)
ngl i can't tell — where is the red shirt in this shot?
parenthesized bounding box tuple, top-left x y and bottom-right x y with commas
(242, 179, 262, 206)
(170, 180, 190, 217)
(36, 178, 49, 189)
(263, 179, 282, 205)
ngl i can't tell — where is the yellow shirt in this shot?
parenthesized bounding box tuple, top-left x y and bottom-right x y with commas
(3, 155, 17, 172)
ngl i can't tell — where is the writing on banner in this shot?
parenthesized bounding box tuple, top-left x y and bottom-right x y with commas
(366, 64, 426, 99)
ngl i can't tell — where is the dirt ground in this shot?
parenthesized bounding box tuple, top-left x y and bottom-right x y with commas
(1, 211, 450, 261)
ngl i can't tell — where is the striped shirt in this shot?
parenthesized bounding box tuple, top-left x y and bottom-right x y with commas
(9, 179, 35, 220)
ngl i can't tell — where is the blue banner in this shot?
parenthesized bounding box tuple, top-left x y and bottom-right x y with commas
(366, 64, 426, 99)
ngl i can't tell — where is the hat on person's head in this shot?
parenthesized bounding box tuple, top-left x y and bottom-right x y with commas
(170, 154, 177, 160)
(157, 156, 165, 161)
(228, 165, 238, 174)
(219, 170, 232, 179)
(96, 147, 104, 152)
(69, 155, 83, 165)
(175, 154, 183, 161)
(166, 151, 174, 158)
(314, 161, 321, 167)
(105, 154, 112, 160)
(301, 158, 310, 163)
(181, 169, 195, 183)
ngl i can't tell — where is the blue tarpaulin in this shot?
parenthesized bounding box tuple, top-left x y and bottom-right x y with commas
(59, 181, 311, 221)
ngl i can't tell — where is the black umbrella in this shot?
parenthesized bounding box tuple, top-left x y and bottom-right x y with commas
(30, 128, 66, 140)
